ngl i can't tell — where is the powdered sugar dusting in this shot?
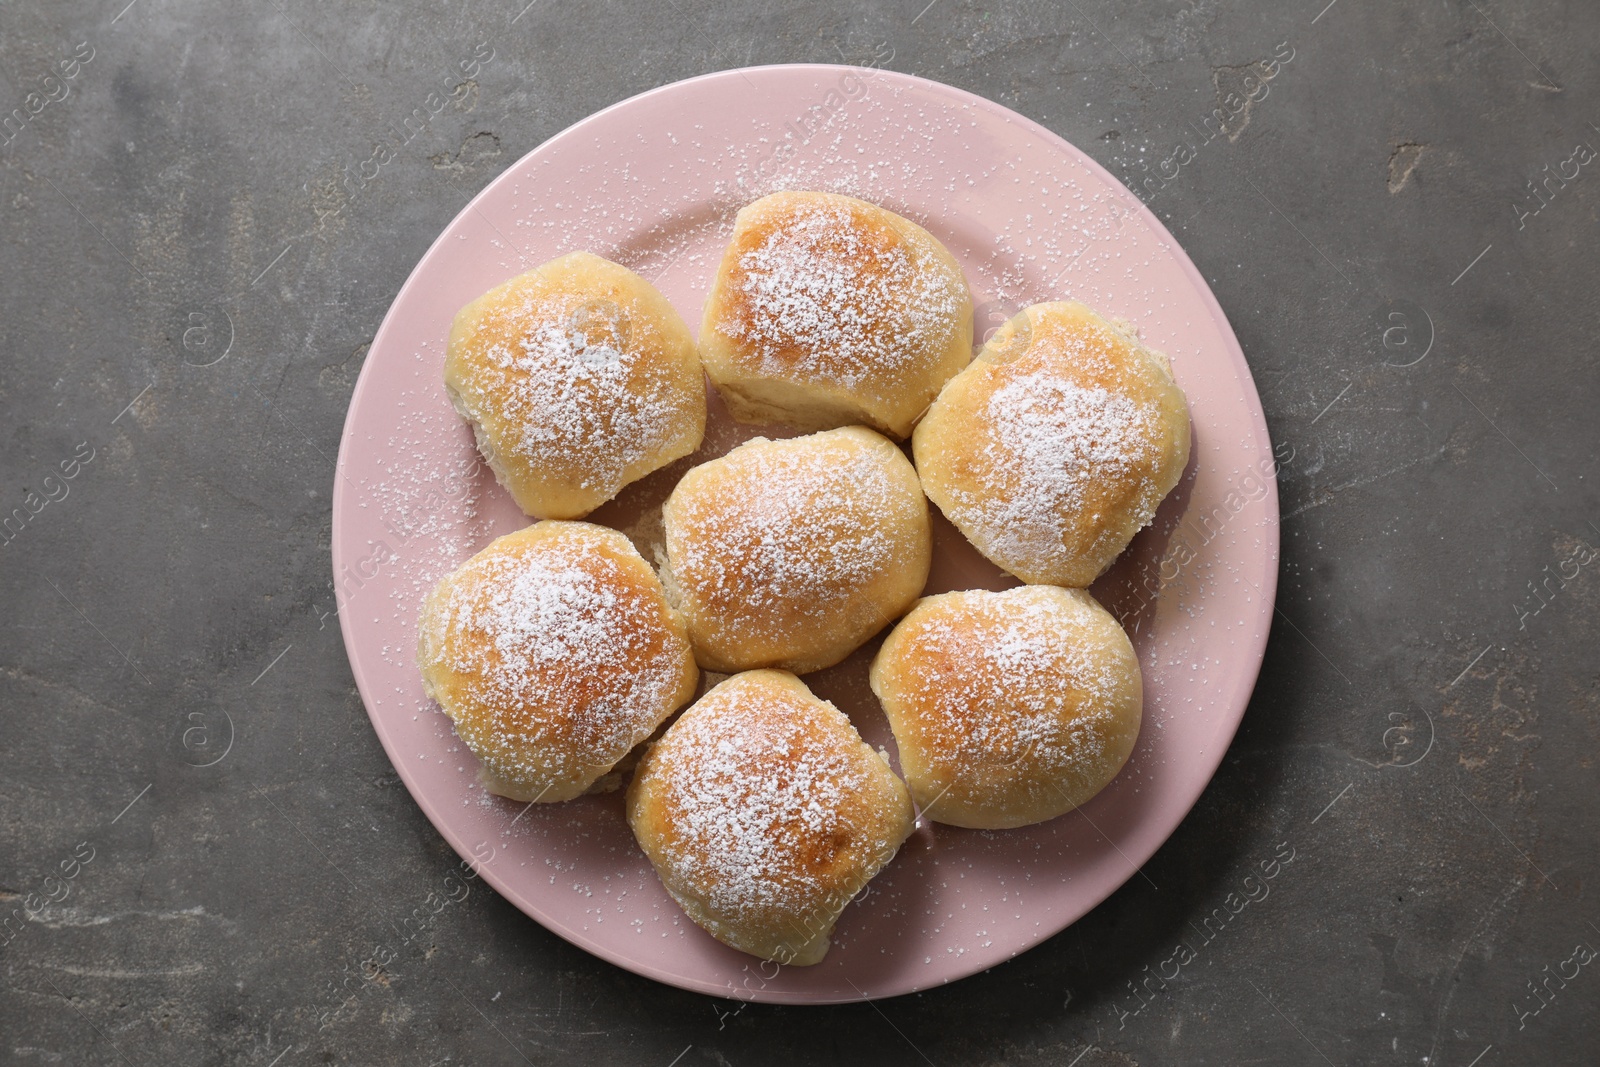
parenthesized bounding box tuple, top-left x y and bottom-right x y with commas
(669, 436, 906, 628)
(426, 529, 687, 783)
(893, 589, 1133, 794)
(472, 291, 684, 491)
(334, 63, 1278, 992)
(647, 683, 875, 923)
(720, 198, 961, 388)
(958, 373, 1161, 566)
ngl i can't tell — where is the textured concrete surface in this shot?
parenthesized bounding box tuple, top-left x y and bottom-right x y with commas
(3, 1, 1598, 1064)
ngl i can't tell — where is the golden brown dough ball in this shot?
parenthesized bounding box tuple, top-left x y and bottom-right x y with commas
(913, 300, 1190, 587)
(445, 252, 706, 519)
(661, 425, 931, 674)
(627, 669, 914, 965)
(700, 191, 972, 439)
(869, 585, 1142, 829)
(417, 521, 698, 803)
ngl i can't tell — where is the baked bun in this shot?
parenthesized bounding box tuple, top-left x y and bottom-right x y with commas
(417, 521, 698, 803)
(661, 426, 932, 674)
(627, 670, 914, 965)
(699, 191, 972, 439)
(869, 585, 1141, 829)
(913, 301, 1190, 587)
(445, 251, 707, 519)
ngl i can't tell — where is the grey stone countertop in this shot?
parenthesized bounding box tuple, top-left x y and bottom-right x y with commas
(2, 1, 1597, 1064)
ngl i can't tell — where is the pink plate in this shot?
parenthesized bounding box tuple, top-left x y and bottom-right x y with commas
(332, 64, 1279, 1004)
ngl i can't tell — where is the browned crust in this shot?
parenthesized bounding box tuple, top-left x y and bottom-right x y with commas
(418, 521, 698, 803)
(626, 670, 914, 964)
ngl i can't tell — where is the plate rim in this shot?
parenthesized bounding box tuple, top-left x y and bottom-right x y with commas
(332, 61, 1280, 1004)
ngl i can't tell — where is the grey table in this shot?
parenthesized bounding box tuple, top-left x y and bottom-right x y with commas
(3, 1, 1596, 1064)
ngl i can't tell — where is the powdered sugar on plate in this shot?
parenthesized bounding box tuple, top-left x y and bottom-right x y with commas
(332, 64, 1279, 1001)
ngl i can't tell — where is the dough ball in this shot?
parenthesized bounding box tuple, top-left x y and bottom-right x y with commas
(446, 251, 706, 519)
(627, 669, 914, 965)
(662, 425, 931, 674)
(418, 521, 698, 802)
(870, 585, 1141, 829)
(700, 191, 972, 439)
(913, 300, 1190, 587)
